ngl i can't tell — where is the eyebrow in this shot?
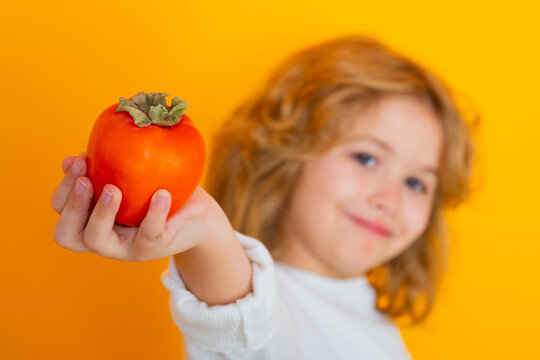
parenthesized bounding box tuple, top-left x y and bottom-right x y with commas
(344, 135, 440, 177)
(421, 167, 440, 178)
(343, 134, 394, 152)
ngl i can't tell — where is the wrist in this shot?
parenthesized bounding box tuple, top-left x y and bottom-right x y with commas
(173, 229, 252, 305)
(172, 200, 252, 305)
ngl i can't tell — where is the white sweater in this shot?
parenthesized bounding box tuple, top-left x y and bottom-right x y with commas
(161, 231, 412, 359)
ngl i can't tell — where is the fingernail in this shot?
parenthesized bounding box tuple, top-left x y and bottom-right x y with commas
(72, 159, 82, 175)
(101, 187, 112, 204)
(155, 192, 168, 207)
(75, 178, 87, 195)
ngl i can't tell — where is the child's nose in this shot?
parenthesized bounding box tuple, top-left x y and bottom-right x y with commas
(367, 181, 402, 215)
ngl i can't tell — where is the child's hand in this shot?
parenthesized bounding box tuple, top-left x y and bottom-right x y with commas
(51, 152, 224, 262)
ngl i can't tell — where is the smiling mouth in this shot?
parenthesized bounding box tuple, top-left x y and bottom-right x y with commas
(346, 214, 392, 238)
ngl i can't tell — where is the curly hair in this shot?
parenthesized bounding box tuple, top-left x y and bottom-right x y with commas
(205, 35, 477, 325)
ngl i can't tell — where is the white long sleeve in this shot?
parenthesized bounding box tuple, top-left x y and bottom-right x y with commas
(160, 231, 279, 359)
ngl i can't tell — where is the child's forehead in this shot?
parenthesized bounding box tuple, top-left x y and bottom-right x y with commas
(340, 95, 442, 141)
(333, 96, 444, 163)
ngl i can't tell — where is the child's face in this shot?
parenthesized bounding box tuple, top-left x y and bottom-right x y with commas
(275, 95, 443, 278)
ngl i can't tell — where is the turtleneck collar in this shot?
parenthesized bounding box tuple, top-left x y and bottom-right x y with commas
(274, 261, 379, 313)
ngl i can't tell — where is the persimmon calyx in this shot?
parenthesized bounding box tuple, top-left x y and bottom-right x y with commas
(116, 92, 188, 127)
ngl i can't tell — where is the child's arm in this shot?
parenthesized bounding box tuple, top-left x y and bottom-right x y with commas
(161, 231, 280, 358)
(172, 199, 253, 306)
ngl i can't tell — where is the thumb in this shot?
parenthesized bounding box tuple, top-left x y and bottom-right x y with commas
(133, 190, 172, 254)
(145, 189, 171, 228)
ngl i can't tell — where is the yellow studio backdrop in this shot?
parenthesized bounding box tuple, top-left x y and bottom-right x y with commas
(1, 0, 538, 359)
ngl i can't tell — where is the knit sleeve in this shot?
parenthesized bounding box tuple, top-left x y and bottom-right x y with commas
(160, 231, 279, 359)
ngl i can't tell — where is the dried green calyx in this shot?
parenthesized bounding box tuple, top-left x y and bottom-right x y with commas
(116, 92, 188, 127)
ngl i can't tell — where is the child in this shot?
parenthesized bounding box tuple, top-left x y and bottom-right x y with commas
(51, 35, 476, 359)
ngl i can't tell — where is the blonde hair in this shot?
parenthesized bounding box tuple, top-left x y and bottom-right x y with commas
(205, 35, 477, 325)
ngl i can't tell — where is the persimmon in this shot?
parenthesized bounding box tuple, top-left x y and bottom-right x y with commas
(86, 92, 206, 226)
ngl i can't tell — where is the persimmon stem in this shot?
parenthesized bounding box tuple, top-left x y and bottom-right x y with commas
(116, 92, 188, 128)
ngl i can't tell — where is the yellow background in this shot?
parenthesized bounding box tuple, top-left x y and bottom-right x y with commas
(1, 0, 538, 358)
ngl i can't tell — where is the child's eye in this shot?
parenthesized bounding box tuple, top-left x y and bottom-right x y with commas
(406, 177, 427, 193)
(353, 153, 377, 168)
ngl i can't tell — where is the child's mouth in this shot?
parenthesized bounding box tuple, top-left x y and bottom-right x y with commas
(347, 214, 392, 238)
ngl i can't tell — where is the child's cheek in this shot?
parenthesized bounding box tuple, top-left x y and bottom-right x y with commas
(404, 196, 433, 240)
(327, 158, 371, 201)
